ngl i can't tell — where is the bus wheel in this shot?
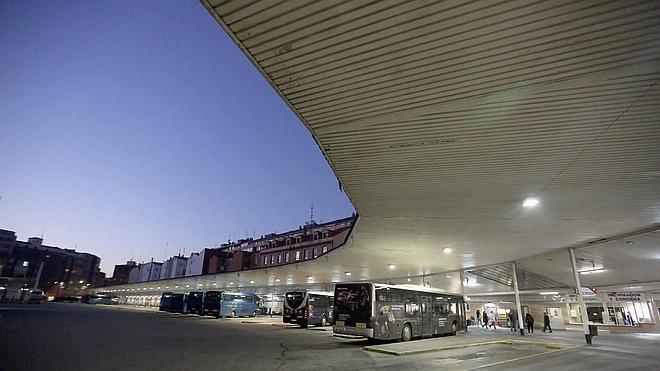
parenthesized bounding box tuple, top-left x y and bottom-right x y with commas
(402, 324, 413, 342)
(321, 317, 327, 327)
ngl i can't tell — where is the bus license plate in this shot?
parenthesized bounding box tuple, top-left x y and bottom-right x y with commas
(356, 323, 367, 329)
(335, 321, 344, 326)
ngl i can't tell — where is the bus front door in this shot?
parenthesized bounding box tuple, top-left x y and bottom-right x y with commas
(421, 296, 433, 336)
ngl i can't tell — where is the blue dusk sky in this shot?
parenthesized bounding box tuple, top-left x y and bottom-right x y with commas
(0, 1, 354, 274)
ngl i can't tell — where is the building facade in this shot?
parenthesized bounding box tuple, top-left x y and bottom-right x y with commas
(160, 256, 188, 279)
(0, 229, 103, 299)
(138, 262, 162, 282)
(110, 261, 138, 285)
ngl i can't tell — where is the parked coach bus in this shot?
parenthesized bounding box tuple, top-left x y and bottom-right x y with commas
(283, 290, 333, 328)
(187, 291, 204, 314)
(333, 283, 466, 341)
(159, 292, 188, 313)
(202, 291, 260, 318)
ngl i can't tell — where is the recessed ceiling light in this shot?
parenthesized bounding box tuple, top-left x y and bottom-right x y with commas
(445, 275, 452, 278)
(407, 278, 411, 282)
(539, 292, 559, 295)
(307, 276, 313, 280)
(442, 247, 452, 254)
(522, 197, 539, 207)
(388, 264, 396, 270)
(250, 280, 255, 284)
(345, 272, 351, 276)
(275, 278, 281, 282)
(229, 281, 234, 285)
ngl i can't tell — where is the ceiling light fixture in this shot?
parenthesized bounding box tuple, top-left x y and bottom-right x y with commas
(442, 247, 452, 254)
(275, 278, 281, 282)
(407, 278, 411, 282)
(539, 291, 559, 295)
(250, 280, 255, 284)
(307, 276, 313, 280)
(578, 268, 605, 275)
(388, 264, 396, 270)
(445, 275, 452, 278)
(522, 197, 539, 207)
(344, 272, 351, 276)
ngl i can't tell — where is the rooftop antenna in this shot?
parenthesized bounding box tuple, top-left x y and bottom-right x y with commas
(310, 204, 314, 223)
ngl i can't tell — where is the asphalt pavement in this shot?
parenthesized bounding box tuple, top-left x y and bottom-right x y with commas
(1, 303, 659, 371)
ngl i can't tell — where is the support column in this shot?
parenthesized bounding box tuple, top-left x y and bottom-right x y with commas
(511, 262, 525, 336)
(649, 293, 660, 329)
(460, 271, 467, 332)
(569, 247, 592, 344)
(601, 301, 610, 325)
(33, 261, 45, 289)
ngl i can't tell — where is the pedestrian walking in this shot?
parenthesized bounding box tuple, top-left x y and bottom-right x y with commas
(525, 312, 534, 334)
(488, 311, 497, 329)
(482, 311, 488, 328)
(509, 309, 517, 333)
(543, 312, 552, 333)
(476, 309, 482, 327)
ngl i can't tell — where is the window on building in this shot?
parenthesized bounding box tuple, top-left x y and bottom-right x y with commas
(322, 246, 328, 254)
(286, 239, 291, 245)
(303, 249, 309, 260)
(285, 252, 290, 262)
(270, 255, 275, 264)
(312, 248, 318, 258)
(295, 251, 301, 261)
(296, 236, 302, 244)
(313, 233, 319, 240)
(277, 254, 282, 264)
(322, 231, 328, 239)
(263, 256, 268, 265)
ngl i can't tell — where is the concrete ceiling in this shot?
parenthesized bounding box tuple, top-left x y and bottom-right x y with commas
(169, 0, 660, 288)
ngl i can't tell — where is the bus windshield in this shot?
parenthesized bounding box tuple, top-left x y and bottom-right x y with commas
(204, 291, 220, 300)
(334, 283, 372, 327)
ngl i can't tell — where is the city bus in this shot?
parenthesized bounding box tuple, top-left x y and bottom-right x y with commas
(159, 292, 188, 313)
(333, 283, 466, 341)
(202, 291, 260, 318)
(284, 290, 333, 328)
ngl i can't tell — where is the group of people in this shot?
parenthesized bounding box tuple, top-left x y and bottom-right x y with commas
(475, 308, 552, 334)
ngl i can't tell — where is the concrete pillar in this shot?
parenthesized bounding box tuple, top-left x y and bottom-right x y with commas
(460, 271, 466, 332)
(569, 247, 592, 344)
(33, 261, 45, 289)
(649, 293, 660, 329)
(511, 262, 525, 336)
(601, 301, 609, 325)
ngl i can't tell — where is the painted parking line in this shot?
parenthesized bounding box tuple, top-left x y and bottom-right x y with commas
(364, 339, 574, 356)
(469, 344, 579, 369)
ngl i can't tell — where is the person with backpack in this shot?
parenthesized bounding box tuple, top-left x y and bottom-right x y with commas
(525, 312, 535, 334)
(476, 309, 482, 327)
